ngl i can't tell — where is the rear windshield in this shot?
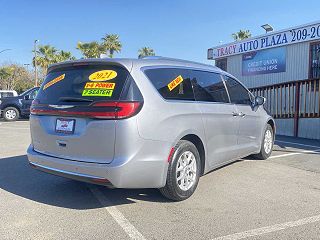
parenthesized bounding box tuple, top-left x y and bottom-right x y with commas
(36, 64, 129, 104)
(0, 92, 14, 98)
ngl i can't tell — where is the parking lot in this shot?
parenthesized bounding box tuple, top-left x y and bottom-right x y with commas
(1, 121, 320, 240)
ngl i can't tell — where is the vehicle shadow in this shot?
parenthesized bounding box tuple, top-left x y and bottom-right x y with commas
(0, 155, 169, 210)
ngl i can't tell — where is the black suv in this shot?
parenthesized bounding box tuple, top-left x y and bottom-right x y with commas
(0, 87, 39, 121)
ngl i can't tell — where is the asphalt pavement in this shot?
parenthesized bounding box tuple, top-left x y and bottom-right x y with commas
(1, 120, 320, 240)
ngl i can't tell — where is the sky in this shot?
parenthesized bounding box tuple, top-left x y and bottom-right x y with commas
(0, 0, 320, 66)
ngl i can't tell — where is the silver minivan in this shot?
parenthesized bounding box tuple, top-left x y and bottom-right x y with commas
(27, 57, 275, 201)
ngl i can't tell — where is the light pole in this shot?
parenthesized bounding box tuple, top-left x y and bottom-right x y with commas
(24, 63, 31, 71)
(34, 40, 39, 87)
(261, 24, 274, 34)
(0, 48, 12, 54)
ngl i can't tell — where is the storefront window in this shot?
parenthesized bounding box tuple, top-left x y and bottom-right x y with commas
(310, 42, 320, 79)
(215, 58, 227, 71)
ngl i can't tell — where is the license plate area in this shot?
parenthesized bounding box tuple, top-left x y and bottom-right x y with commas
(55, 118, 75, 134)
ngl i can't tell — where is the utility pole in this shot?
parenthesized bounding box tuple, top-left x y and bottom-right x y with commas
(34, 40, 39, 87)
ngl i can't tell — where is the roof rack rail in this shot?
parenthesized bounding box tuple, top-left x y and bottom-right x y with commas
(141, 56, 214, 68)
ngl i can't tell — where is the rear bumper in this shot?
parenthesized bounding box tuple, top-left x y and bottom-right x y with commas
(27, 144, 170, 188)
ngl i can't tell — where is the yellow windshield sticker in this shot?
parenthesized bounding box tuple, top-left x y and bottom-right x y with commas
(82, 89, 113, 97)
(167, 75, 183, 91)
(43, 74, 65, 90)
(89, 70, 117, 81)
(84, 82, 115, 89)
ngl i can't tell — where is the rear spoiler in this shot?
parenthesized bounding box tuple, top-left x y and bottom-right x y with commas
(47, 59, 133, 74)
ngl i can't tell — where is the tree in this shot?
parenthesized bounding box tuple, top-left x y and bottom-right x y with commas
(76, 41, 106, 58)
(232, 30, 252, 41)
(54, 50, 76, 63)
(0, 64, 34, 93)
(33, 45, 57, 71)
(138, 47, 155, 59)
(33, 44, 75, 75)
(101, 34, 122, 58)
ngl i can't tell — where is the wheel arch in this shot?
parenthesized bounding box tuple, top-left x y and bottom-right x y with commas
(2, 104, 21, 115)
(267, 118, 276, 138)
(180, 134, 206, 176)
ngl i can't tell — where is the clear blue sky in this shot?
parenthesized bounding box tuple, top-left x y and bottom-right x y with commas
(1, 0, 319, 66)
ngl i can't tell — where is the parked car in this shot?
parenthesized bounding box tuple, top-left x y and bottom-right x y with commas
(0, 87, 39, 121)
(27, 57, 275, 201)
(0, 90, 18, 98)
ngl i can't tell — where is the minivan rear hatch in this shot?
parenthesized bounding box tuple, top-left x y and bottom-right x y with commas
(30, 62, 133, 164)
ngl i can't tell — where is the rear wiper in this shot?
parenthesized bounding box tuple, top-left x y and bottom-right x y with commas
(58, 97, 93, 103)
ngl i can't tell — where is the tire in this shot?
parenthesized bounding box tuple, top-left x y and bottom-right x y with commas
(159, 140, 201, 201)
(254, 124, 274, 160)
(3, 107, 19, 121)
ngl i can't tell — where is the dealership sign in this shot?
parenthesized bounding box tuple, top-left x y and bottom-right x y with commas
(242, 47, 286, 76)
(208, 21, 320, 60)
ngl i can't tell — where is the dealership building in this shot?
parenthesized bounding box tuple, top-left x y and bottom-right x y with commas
(208, 21, 320, 139)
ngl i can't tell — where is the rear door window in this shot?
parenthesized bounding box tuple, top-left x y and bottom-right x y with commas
(190, 70, 229, 103)
(144, 68, 195, 101)
(36, 64, 129, 104)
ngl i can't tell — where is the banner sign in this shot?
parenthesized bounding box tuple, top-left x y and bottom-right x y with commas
(242, 47, 286, 76)
(208, 21, 320, 60)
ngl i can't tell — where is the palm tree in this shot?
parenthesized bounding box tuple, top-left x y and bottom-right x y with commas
(33, 45, 57, 70)
(76, 41, 106, 58)
(101, 34, 122, 58)
(138, 47, 155, 59)
(33, 45, 75, 75)
(232, 30, 252, 41)
(54, 50, 75, 62)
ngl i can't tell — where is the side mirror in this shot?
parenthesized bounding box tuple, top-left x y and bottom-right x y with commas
(24, 95, 30, 100)
(254, 96, 266, 106)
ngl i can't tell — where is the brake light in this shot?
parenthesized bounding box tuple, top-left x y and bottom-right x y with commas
(31, 101, 142, 119)
(92, 101, 142, 119)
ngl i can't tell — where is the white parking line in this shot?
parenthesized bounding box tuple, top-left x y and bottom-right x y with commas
(0, 126, 29, 130)
(269, 149, 320, 159)
(212, 214, 320, 240)
(275, 140, 320, 149)
(271, 139, 320, 159)
(89, 186, 146, 240)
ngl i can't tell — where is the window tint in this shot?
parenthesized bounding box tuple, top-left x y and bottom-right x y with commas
(28, 89, 38, 100)
(144, 68, 195, 101)
(0, 92, 13, 98)
(190, 70, 229, 103)
(224, 76, 252, 105)
(36, 65, 129, 104)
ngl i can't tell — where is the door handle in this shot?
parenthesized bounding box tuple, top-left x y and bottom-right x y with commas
(238, 112, 246, 117)
(232, 112, 239, 117)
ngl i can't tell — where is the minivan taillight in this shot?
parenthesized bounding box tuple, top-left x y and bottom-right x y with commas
(30, 101, 143, 119)
(92, 101, 142, 119)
